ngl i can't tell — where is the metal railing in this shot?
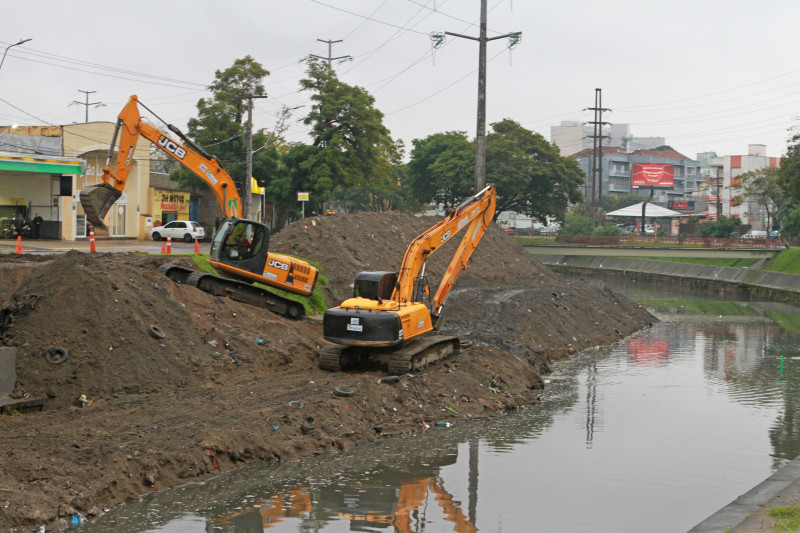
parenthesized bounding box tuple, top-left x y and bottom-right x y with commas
(552, 234, 785, 249)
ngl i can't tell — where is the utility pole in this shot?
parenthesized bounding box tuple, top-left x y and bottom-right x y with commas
(254, 105, 303, 228)
(445, 0, 520, 191)
(309, 39, 351, 65)
(586, 88, 610, 224)
(245, 94, 269, 220)
(72, 90, 103, 123)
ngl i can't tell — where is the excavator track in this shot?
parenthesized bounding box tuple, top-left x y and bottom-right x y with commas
(387, 335, 460, 375)
(157, 264, 305, 320)
(318, 335, 460, 373)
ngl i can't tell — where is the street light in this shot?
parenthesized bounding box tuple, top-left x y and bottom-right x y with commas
(0, 38, 32, 77)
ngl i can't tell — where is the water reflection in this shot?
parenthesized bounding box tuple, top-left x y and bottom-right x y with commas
(82, 292, 800, 533)
(206, 451, 478, 532)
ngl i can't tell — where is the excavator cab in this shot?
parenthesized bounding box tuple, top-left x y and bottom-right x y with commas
(210, 218, 269, 271)
(353, 272, 397, 301)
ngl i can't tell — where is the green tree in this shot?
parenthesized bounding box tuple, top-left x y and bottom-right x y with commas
(485, 119, 584, 224)
(594, 222, 622, 236)
(406, 131, 474, 209)
(738, 167, 788, 233)
(170, 56, 273, 212)
(780, 133, 800, 201)
(559, 212, 595, 236)
(699, 215, 740, 238)
(603, 193, 644, 213)
(297, 59, 397, 208)
(781, 206, 800, 243)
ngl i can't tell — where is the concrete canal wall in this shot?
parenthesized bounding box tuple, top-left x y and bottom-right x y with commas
(534, 253, 800, 302)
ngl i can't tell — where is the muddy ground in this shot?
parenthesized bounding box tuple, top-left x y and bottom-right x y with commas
(0, 212, 654, 532)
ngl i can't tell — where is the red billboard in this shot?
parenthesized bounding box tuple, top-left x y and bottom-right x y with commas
(632, 163, 674, 188)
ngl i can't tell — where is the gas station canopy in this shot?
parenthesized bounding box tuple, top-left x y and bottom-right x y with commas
(0, 153, 84, 175)
(606, 202, 688, 218)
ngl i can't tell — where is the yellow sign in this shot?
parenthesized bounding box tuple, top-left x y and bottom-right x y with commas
(156, 190, 190, 214)
(297, 192, 309, 201)
(251, 177, 264, 195)
(10, 198, 24, 206)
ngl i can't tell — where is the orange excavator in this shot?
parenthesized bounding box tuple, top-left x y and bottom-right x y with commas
(320, 184, 496, 373)
(79, 95, 318, 319)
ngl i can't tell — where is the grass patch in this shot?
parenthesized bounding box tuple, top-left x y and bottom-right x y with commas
(769, 503, 800, 530)
(765, 310, 800, 336)
(190, 253, 329, 315)
(764, 249, 800, 275)
(627, 257, 759, 268)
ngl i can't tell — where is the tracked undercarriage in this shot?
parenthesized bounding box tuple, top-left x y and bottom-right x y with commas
(157, 264, 305, 320)
(318, 335, 461, 374)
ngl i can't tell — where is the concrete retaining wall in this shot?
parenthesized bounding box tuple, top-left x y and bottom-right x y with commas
(537, 255, 800, 295)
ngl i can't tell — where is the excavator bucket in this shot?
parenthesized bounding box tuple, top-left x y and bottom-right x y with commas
(79, 184, 121, 229)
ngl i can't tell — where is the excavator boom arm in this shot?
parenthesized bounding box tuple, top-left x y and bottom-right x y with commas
(393, 184, 496, 309)
(81, 95, 241, 227)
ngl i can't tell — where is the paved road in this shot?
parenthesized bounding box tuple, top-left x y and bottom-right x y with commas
(0, 238, 210, 255)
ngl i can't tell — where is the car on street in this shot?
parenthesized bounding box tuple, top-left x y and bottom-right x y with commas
(150, 221, 205, 242)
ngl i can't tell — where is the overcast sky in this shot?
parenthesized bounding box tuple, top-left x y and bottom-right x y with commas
(1, 0, 799, 161)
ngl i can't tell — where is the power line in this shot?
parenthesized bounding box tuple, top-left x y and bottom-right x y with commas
(443, 0, 520, 189)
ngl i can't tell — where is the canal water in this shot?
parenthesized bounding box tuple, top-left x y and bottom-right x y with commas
(81, 286, 800, 532)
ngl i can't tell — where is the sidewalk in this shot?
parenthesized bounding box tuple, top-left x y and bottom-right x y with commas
(0, 238, 208, 255)
(690, 456, 800, 532)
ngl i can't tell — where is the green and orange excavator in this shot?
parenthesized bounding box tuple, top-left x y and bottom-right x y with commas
(80, 95, 318, 319)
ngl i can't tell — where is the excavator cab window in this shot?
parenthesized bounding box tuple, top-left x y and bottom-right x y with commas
(221, 221, 265, 262)
(353, 271, 397, 301)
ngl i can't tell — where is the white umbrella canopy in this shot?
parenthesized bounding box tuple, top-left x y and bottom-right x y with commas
(605, 202, 688, 218)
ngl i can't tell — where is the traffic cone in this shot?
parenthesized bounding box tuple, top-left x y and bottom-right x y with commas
(194, 238, 201, 253)
(89, 228, 96, 253)
(161, 241, 166, 255)
(13, 236, 22, 254)
(166, 235, 172, 254)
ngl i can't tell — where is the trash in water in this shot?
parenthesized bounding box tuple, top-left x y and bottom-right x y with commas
(436, 421, 452, 428)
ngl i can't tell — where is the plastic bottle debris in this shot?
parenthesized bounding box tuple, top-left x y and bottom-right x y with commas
(71, 512, 82, 526)
(436, 421, 452, 428)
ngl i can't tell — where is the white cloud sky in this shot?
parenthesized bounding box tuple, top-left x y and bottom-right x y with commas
(1, 0, 798, 160)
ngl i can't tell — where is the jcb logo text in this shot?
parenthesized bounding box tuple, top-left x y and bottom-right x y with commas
(268, 259, 289, 271)
(158, 136, 187, 160)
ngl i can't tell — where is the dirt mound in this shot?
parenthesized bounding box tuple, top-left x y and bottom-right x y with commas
(271, 211, 550, 304)
(1, 251, 322, 412)
(0, 213, 654, 532)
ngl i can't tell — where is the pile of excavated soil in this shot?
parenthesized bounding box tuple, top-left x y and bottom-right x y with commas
(0, 212, 654, 532)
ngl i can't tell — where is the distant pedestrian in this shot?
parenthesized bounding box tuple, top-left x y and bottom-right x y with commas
(32, 213, 43, 239)
(12, 214, 24, 238)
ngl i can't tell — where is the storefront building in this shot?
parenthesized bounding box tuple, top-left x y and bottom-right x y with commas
(1, 123, 151, 240)
(0, 150, 84, 239)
